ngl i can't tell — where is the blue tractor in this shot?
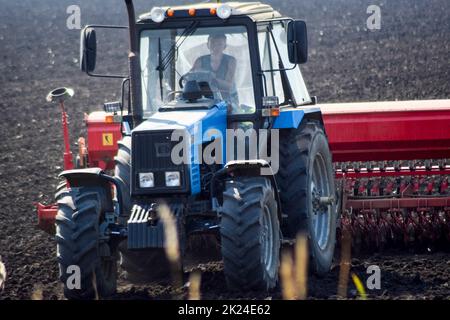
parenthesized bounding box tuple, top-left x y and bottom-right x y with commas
(56, 1, 337, 299)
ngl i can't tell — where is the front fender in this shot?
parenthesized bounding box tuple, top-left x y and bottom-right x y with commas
(213, 160, 282, 221)
(59, 168, 124, 216)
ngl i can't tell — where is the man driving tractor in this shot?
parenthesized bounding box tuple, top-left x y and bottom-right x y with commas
(191, 33, 239, 108)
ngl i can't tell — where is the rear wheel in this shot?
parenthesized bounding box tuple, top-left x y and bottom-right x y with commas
(277, 122, 337, 275)
(220, 177, 280, 291)
(56, 187, 117, 299)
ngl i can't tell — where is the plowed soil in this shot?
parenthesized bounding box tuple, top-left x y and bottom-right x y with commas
(0, 0, 449, 300)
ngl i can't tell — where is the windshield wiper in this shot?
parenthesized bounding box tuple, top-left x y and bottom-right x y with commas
(156, 21, 199, 73)
(158, 38, 163, 99)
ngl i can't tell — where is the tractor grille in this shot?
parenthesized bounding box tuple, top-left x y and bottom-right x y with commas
(131, 131, 189, 195)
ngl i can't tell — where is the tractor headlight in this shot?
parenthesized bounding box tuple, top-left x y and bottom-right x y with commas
(139, 172, 154, 188)
(217, 4, 232, 19)
(165, 171, 180, 187)
(150, 7, 166, 23)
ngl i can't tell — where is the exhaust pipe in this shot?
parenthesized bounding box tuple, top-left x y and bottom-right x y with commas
(125, 0, 143, 126)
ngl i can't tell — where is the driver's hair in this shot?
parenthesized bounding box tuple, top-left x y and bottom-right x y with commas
(208, 33, 227, 43)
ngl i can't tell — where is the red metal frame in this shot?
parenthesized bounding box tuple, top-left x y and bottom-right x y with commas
(335, 167, 450, 179)
(345, 197, 450, 210)
(36, 203, 58, 234)
(60, 101, 74, 171)
(36, 101, 75, 234)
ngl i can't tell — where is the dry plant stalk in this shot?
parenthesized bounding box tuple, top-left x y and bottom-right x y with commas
(158, 204, 183, 289)
(280, 249, 296, 300)
(188, 270, 201, 300)
(281, 233, 309, 300)
(92, 269, 99, 300)
(337, 229, 352, 298)
(295, 233, 308, 300)
(0, 256, 6, 291)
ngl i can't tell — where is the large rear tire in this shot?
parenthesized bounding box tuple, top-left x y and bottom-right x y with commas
(56, 187, 117, 299)
(220, 177, 280, 291)
(277, 121, 337, 275)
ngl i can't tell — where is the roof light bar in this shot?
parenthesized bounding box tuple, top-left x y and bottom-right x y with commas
(217, 4, 232, 19)
(167, 8, 175, 17)
(149, 7, 165, 23)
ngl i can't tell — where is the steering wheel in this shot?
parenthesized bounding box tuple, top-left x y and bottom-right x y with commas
(179, 70, 217, 89)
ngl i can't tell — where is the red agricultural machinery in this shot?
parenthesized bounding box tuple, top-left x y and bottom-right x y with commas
(323, 100, 450, 251)
(36, 89, 123, 234)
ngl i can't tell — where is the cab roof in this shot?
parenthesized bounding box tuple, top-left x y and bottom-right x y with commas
(138, 2, 283, 22)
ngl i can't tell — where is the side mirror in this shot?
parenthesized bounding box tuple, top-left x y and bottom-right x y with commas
(80, 27, 97, 73)
(287, 20, 308, 64)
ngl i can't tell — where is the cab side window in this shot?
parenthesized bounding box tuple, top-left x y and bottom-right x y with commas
(257, 27, 285, 103)
(257, 22, 311, 106)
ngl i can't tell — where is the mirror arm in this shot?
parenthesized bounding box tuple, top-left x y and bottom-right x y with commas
(86, 71, 128, 79)
(121, 77, 130, 114)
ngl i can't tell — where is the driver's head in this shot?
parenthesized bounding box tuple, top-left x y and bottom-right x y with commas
(207, 34, 227, 56)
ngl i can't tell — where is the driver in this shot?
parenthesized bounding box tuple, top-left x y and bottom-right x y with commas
(191, 34, 238, 108)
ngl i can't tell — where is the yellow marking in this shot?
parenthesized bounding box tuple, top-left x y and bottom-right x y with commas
(102, 133, 113, 146)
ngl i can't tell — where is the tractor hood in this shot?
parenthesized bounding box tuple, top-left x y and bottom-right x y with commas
(131, 102, 228, 196)
(133, 102, 228, 134)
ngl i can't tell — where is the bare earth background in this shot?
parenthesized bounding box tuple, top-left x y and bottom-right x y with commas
(0, 0, 449, 300)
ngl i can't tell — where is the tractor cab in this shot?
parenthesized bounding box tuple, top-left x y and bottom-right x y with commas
(136, 2, 312, 122)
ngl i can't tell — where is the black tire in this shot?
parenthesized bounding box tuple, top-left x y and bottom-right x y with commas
(277, 121, 337, 275)
(54, 181, 67, 201)
(114, 136, 132, 214)
(221, 177, 280, 291)
(56, 187, 117, 299)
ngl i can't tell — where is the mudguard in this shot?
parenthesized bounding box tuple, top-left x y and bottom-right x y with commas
(272, 107, 323, 129)
(59, 168, 123, 216)
(215, 159, 283, 221)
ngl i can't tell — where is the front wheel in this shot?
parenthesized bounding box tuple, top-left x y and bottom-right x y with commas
(220, 177, 280, 291)
(56, 187, 117, 299)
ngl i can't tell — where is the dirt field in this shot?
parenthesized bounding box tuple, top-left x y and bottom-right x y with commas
(0, 0, 449, 300)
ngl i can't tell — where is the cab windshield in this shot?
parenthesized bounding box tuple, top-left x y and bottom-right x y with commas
(140, 25, 255, 117)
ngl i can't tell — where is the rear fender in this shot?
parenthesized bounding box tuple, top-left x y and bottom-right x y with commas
(59, 168, 123, 216)
(272, 107, 324, 131)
